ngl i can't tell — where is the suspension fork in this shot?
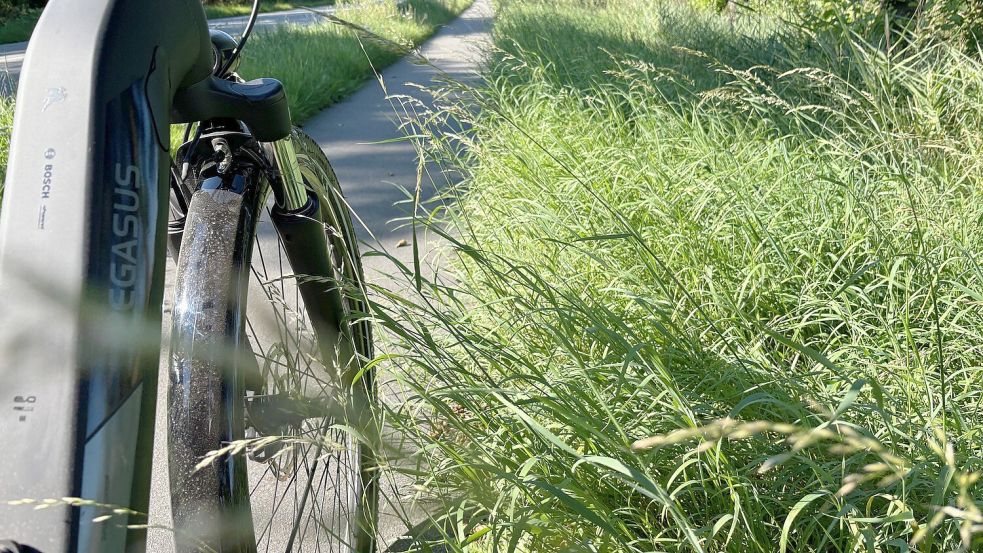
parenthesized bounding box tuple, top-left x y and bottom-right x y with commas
(263, 133, 309, 212)
(262, 133, 353, 370)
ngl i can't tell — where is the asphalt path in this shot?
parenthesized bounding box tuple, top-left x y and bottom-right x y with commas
(146, 1, 492, 550)
(0, 4, 341, 92)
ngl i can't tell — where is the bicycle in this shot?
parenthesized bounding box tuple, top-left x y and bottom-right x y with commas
(0, 0, 378, 551)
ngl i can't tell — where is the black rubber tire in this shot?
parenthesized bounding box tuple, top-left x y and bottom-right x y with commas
(167, 128, 377, 552)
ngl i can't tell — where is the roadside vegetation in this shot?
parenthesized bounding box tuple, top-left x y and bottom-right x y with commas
(201, 0, 335, 19)
(376, 0, 983, 551)
(0, 95, 11, 203)
(0, 5, 38, 43)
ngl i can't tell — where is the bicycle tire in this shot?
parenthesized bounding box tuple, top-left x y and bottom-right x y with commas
(167, 128, 377, 553)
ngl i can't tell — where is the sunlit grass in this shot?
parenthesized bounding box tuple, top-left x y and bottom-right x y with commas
(372, 1, 983, 551)
(0, 95, 12, 204)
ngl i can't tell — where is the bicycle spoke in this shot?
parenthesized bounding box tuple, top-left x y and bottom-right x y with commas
(238, 141, 371, 552)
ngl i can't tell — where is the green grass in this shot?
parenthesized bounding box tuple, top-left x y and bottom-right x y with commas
(0, 95, 11, 204)
(202, 0, 334, 20)
(371, 1, 983, 551)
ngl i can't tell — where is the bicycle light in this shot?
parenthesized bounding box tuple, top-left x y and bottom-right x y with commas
(210, 29, 240, 77)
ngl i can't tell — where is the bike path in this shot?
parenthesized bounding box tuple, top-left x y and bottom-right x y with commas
(148, 0, 492, 550)
(303, 1, 490, 271)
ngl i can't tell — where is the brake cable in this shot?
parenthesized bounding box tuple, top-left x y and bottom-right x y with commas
(221, 0, 261, 75)
(182, 0, 262, 176)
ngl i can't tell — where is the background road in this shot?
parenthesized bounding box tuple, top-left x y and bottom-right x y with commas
(147, 0, 492, 550)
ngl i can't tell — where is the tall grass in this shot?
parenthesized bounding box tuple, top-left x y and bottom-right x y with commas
(373, 1, 983, 551)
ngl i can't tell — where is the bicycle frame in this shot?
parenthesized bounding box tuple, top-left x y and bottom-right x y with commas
(0, 1, 295, 551)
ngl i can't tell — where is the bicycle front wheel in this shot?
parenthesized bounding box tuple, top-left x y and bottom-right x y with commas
(167, 129, 377, 552)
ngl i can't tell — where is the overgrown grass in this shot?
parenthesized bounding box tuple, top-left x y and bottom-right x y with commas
(374, 1, 983, 551)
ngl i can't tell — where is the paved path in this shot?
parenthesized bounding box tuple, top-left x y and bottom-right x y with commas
(0, 4, 341, 91)
(146, 1, 492, 550)
(303, 1, 490, 272)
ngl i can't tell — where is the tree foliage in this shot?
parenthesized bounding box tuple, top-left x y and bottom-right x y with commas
(698, 0, 983, 53)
